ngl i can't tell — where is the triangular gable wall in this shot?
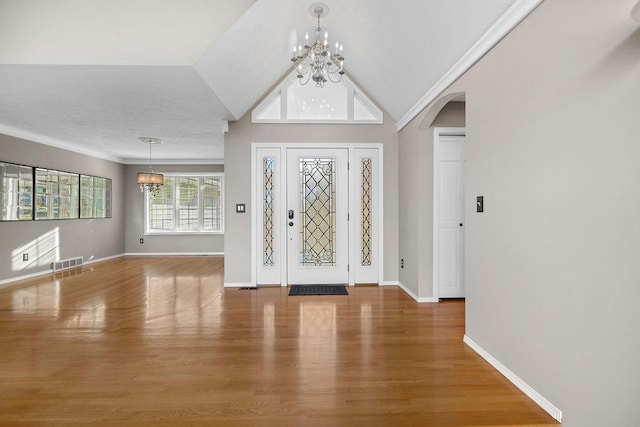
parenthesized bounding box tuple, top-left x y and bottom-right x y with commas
(252, 70, 383, 124)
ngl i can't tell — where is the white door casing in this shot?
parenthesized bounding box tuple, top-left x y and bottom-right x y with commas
(252, 143, 382, 287)
(434, 129, 465, 298)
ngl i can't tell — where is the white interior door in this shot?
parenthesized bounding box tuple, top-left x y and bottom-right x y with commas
(286, 148, 349, 284)
(436, 134, 465, 298)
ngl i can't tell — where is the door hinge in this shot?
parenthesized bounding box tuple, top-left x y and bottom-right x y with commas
(348, 213, 350, 221)
(348, 264, 350, 272)
(348, 162, 350, 170)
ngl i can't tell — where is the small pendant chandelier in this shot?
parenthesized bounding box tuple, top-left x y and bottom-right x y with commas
(137, 137, 164, 196)
(290, 3, 345, 87)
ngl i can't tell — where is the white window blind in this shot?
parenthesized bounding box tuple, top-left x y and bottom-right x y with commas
(146, 174, 223, 234)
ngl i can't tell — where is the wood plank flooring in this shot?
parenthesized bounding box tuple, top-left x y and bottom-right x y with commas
(0, 256, 560, 426)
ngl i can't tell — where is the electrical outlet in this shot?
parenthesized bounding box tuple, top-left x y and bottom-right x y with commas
(400, 258, 404, 269)
(139, 238, 144, 244)
(23, 253, 29, 261)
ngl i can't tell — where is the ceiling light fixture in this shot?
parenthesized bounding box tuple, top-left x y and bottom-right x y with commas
(291, 3, 345, 87)
(137, 137, 164, 196)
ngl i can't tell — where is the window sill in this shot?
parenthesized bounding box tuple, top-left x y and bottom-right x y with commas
(145, 231, 224, 236)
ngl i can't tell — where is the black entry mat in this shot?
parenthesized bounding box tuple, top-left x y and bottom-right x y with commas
(288, 285, 348, 296)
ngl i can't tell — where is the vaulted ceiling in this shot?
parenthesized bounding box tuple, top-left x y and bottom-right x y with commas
(0, 0, 522, 163)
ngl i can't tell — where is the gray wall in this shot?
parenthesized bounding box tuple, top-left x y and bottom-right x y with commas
(398, 102, 465, 298)
(0, 133, 125, 282)
(400, 0, 640, 425)
(124, 164, 224, 254)
(224, 107, 399, 285)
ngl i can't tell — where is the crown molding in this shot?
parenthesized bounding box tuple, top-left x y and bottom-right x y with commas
(0, 124, 225, 165)
(0, 124, 124, 163)
(396, 0, 545, 132)
(124, 158, 224, 165)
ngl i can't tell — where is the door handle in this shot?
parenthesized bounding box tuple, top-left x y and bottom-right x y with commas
(288, 210, 294, 220)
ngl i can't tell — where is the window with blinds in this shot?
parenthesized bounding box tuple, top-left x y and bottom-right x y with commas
(146, 174, 223, 234)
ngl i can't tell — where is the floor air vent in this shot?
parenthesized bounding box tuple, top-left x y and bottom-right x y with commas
(52, 256, 84, 272)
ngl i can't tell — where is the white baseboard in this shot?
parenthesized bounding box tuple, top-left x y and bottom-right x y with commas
(398, 282, 439, 303)
(0, 253, 125, 287)
(84, 253, 124, 265)
(463, 335, 562, 422)
(379, 280, 399, 286)
(224, 282, 254, 288)
(124, 252, 224, 257)
(0, 269, 51, 287)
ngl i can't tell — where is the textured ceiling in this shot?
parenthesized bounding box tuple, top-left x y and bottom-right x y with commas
(0, 0, 256, 65)
(0, 0, 520, 163)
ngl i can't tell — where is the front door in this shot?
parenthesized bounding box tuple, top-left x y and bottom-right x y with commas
(286, 148, 349, 284)
(253, 144, 379, 287)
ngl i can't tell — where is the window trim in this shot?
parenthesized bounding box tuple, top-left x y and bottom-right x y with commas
(144, 172, 224, 235)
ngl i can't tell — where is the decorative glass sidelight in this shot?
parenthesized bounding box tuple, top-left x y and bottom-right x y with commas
(361, 158, 372, 266)
(263, 158, 275, 267)
(299, 158, 336, 266)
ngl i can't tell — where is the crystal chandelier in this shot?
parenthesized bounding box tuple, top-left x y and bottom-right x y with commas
(137, 137, 164, 196)
(290, 3, 345, 87)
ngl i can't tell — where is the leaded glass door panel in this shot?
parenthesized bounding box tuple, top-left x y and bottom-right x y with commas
(256, 147, 283, 285)
(353, 148, 379, 284)
(287, 149, 349, 284)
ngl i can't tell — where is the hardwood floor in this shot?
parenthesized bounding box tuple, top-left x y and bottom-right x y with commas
(0, 257, 560, 426)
